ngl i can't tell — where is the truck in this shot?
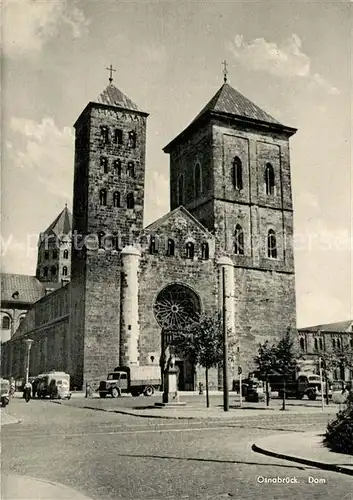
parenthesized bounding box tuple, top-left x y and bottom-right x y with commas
(98, 366, 161, 398)
(269, 372, 326, 401)
(34, 371, 71, 399)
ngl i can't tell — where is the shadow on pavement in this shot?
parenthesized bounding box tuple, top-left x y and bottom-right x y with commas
(113, 452, 307, 470)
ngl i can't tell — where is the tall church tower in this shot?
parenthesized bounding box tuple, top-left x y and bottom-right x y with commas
(164, 79, 297, 366)
(70, 77, 148, 387)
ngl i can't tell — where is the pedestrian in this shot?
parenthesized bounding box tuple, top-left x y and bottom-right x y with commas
(9, 378, 15, 398)
(23, 380, 32, 402)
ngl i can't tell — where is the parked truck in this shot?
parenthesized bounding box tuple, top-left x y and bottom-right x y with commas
(98, 366, 161, 398)
(269, 372, 326, 401)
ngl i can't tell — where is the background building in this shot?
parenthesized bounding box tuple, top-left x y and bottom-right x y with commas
(298, 320, 353, 381)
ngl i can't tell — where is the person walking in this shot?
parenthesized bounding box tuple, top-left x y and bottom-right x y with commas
(23, 380, 32, 402)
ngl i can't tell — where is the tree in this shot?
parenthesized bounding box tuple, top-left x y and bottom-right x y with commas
(273, 328, 298, 410)
(174, 313, 232, 408)
(254, 340, 277, 406)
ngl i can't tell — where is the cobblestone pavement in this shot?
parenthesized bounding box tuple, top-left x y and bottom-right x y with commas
(2, 399, 352, 500)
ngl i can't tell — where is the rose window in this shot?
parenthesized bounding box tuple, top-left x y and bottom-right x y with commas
(154, 284, 201, 329)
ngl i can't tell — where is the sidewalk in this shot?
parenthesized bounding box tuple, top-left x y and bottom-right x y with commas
(0, 409, 21, 426)
(1, 474, 93, 500)
(253, 431, 353, 476)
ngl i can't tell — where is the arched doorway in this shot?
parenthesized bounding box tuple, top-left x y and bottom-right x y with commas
(153, 283, 201, 390)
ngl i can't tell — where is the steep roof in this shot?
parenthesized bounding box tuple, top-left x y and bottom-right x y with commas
(43, 206, 72, 237)
(193, 83, 281, 126)
(1, 274, 45, 304)
(298, 320, 353, 333)
(94, 83, 142, 113)
(164, 82, 296, 152)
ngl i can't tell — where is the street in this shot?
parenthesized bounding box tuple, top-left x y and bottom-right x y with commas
(1, 397, 352, 500)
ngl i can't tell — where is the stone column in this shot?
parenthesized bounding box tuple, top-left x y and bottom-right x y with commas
(120, 246, 140, 366)
(217, 256, 236, 390)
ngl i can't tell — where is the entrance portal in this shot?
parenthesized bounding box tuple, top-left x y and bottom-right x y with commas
(154, 284, 201, 391)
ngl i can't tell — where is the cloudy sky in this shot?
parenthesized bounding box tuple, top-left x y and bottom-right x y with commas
(1, 0, 352, 327)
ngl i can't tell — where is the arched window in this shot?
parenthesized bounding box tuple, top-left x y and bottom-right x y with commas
(265, 163, 275, 195)
(319, 338, 323, 350)
(232, 156, 243, 191)
(332, 338, 336, 349)
(128, 131, 136, 148)
(114, 159, 122, 178)
(114, 129, 123, 145)
(177, 174, 184, 206)
(62, 266, 68, 276)
(100, 157, 108, 174)
(194, 162, 202, 198)
(113, 191, 120, 208)
(185, 242, 194, 259)
(127, 193, 135, 209)
(337, 338, 341, 349)
(267, 229, 277, 259)
(166, 239, 175, 257)
(100, 126, 110, 144)
(127, 161, 135, 178)
(299, 338, 305, 351)
(99, 188, 107, 206)
(44, 250, 49, 260)
(201, 242, 209, 260)
(43, 266, 48, 277)
(52, 249, 58, 259)
(19, 315, 25, 324)
(63, 249, 69, 259)
(98, 231, 105, 249)
(51, 265, 57, 276)
(234, 224, 244, 255)
(314, 338, 318, 351)
(112, 234, 121, 251)
(350, 337, 353, 349)
(149, 235, 158, 254)
(2, 316, 10, 330)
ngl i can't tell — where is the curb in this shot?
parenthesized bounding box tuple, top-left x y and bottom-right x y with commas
(50, 400, 338, 420)
(252, 443, 353, 476)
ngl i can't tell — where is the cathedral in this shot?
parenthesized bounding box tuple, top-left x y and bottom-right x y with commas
(1, 74, 298, 390)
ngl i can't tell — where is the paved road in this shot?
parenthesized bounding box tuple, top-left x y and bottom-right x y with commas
(2, 399, 352, 500)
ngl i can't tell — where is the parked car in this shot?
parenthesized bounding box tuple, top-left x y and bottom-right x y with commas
(0, 378, 10, 407)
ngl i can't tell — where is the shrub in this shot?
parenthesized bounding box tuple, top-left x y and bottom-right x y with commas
(324, 391, 353, 455)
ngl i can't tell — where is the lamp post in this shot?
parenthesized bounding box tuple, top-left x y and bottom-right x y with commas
(23, 339, 34, 384)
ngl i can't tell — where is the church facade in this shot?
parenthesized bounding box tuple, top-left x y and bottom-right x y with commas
(1, 78, 298, 390)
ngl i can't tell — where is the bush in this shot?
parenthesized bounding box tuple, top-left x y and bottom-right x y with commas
(324, 391, 353, 455)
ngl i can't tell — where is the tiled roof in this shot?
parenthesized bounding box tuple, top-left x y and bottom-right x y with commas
(95, 84, 142, 112)
(192, 83, 281, 125)
(1, 274, 45, 304)
(298, 320, 353, 333)
(44, 206, 72, 236)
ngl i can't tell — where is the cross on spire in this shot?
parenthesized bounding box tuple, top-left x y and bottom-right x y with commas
(222, 60, 228, 83)
(106, 64, 116, 84)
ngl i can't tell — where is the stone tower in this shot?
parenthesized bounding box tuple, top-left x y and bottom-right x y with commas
(164, 81, 298, 369)
(70, 82, 148, 387)
(36, 205, 72, 284)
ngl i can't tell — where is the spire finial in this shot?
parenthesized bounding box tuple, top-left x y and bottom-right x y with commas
(222, 60, 228, 83)
(106, 64, 116, 85)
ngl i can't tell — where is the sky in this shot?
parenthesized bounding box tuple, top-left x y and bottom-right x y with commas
(1, 0, 352, 328)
